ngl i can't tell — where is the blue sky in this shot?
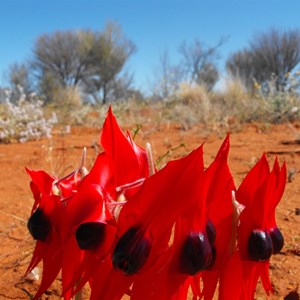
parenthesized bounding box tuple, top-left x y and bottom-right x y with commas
(1, 0, 300, 93)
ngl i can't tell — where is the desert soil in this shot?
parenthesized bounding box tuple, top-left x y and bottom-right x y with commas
(0, 121, 299, 299)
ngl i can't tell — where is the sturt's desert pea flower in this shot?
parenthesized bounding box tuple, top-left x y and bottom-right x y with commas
(25, 107, 286, 300)
(25, 167, 83, 300)
(26, 106, 151, 299)
(217, 154, 286, 300)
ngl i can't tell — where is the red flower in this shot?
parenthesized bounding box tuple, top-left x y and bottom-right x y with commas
(61, 153, 118, 296)
(63, 107, 153, 298)
(25, 106, 287, 300)
(219, 154, 287, 299)
(26, 152, 89, 299)
(115, 138, 231, 299)
(25, 168, 75, 299)
(237, 154, 286, 260)
(199, 134, 236, 299)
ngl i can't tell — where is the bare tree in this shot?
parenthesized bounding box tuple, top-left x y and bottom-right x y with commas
(7, 62, 34, 99)
(226, 49, 256, 91)
(196, 62, 219, 92)
(226, 28, 300, 92)
(110, 71, 144, 101)
(32, 31, 84, 87)
(151, 49, 183, 99)
(3, 63, 35, 102)
(179, 37, 226, 90)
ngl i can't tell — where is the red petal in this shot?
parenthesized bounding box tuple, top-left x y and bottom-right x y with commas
(201, 270, 219, 299)
(61, 236, 84, 299)
(218, 250, 243, 300)
(82, 152, 114, 192)
(118, 145, 204, 234)
(30, 234, 63, 299)
(260, 261, 273, 295)
(204, 134, 235, 270)
(26, 167, 56, 195)
(90, 257, 134, 300)
(236, 154, 270, 207)
(100, 106, 149, 188)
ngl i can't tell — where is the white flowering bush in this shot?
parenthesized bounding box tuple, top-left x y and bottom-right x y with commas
(0, 86, 57, 143)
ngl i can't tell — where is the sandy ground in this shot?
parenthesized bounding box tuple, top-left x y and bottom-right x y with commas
(0, 121, 299, 299)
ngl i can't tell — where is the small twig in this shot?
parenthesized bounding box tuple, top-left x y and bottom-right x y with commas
(0, 209, 27, 225)
(281, 139, 300, 145)
(266, 150, 300, 155)
(132, 123, 142, 141)
(116, 178, 145, 193)
(54, 144, 100, 151)
(93, 141, 99, 155)
(155, 143, 186, 166)
(80, 147, 87, 169)
(146, 143, 155, 175)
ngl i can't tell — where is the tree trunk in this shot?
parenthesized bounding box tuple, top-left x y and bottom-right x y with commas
(102, 85, 107, 104)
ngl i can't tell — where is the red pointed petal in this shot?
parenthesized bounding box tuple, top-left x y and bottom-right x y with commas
(61, 236, 84, 299)
(260, 261, 273, 295)
(126, 131, 150, 175)
(216, 133, 230, 160)
(190, 273, 202, 299)
(29, 181, 41, 213)
(132, 248, 192, 300)
(131, 252, 172, 300)
(236, 154, 270, 207)
(24, 241, 45, 276)
(201, 270, 219, 299)
(273, 161, 287, 209)
(32, 252, 62, 300)
(113, 146, 204, 276)
(203, 134, 235, 270)
(118, 145, 204, 234)
(100, 107, 149, 187)
(31, 232, 62, 299)
(90, 258, 134, 300)
(241, 261, 263, 300)
(82, 152, 114, 191)
(25, 167, 55, 195)
(219, 251, 243, 300)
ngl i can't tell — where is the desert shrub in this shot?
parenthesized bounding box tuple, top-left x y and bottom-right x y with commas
(209, 79, 255, 124)
(50, 86, 91, 125)
(252, 73, 300, 122)
(165, 82, 211, 129)
(210, 77, 300, 125)
(0, 86, 57, 143)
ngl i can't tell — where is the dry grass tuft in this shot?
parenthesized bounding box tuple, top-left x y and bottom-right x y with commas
(50, 86, 91, 125)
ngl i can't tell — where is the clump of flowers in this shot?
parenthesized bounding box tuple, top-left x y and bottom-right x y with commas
(24, 106, 286, 300)
(0, 86, 57, 143)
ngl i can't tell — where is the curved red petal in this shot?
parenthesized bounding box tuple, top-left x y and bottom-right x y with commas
(25, 167, 56, 195)
(100, 106, 149, 188)
(236, 154, 270, 207)
(218, 250, 243, 300)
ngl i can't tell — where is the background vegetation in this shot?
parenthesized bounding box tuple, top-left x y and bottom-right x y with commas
(1, 22, 300, 143)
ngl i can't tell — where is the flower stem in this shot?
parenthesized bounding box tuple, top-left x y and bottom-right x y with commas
(146, 142, 155, 176)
